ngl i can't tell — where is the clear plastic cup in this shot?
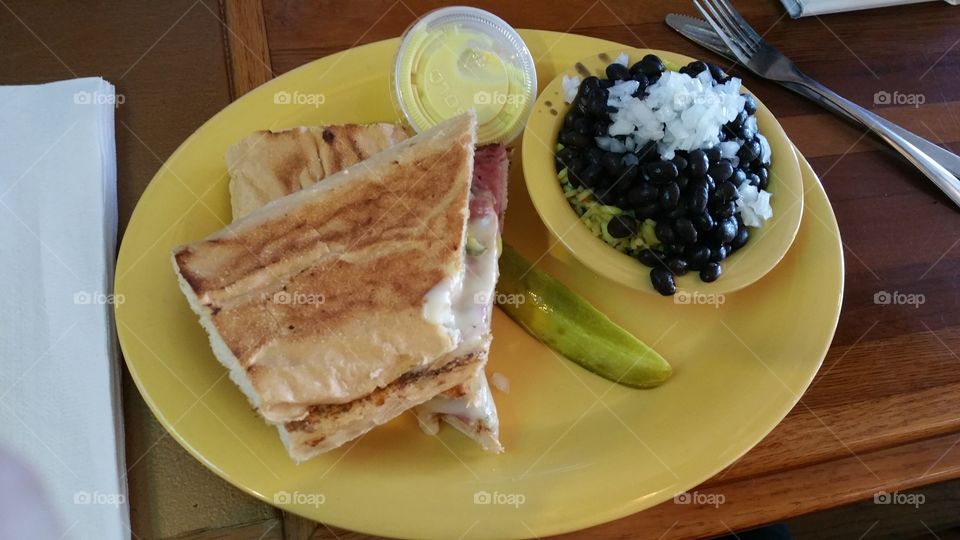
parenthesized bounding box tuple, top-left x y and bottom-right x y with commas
(393, 6, 537, 145)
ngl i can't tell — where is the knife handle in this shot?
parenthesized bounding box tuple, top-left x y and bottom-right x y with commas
(791, 74, 960, 208)
(782, 81, 960, 179)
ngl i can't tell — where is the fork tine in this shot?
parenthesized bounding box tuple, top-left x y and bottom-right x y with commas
(714, 0, 763, 49)
(703, 0, 758, 55)
(693, 0, 752, 60)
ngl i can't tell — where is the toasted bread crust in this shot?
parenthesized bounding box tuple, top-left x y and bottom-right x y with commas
(172, 113, 478, 420)
(227, 124, 409, 220)
(279, 350, 483, 461)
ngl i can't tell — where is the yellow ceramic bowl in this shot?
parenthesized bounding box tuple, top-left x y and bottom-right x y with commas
(523, 48, 803, 294)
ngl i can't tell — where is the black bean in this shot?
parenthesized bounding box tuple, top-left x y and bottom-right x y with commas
(741, 125, 756, 141)
(755, 166, 769, 183)
(635, 203, 660, 220)
(687, 244, 711, 267)
(586, 147, 604, 165)
(667, 206, 687, 220)
(562, 130, 592, 148)
(599, 78, 614, 89)
(692, 212, 715, 232)
(637, 54, 665, 78)
(700, 262, 722, 282)
(564, 111, 580, 129)
(588, 94, 608, 117)
(606, 63, 629, 81)
(654, 222, 676, 244)
(703, 173, 716, 191)
(637, 141, 658, 161)
(688, 149, 709, 178)
(570, 117, 589, 136)
(676, 174, 690, 190)
(607, 215, 637, 238)
(579, 163, 602, 187)
(709, 63, 726, 81)
(630, 72, 649, 89)
(709, 159, 734, 182)
(688, 181, 709, 213)
(743, 94, 757, 115)
(738, 139, 761, 163)
(716, 181, 739, 202)
(732, 110, 748, 129)
(582, 76, 601, 93)
(716, 217, 738, 244)
(650, 267, 676, 296)
(746, 172, 761, 187)
(659, 182, 681, 210)
(637, 249, 665, 267)
(706, 146, 722, 164)
(674, 217, 698, 244)
(732, 168, 747, 185)
(646, 160, 678, 183)
(715, 201, 737, 219)
(709, 245, 730, 263)
(620, 164, 640, 184)
(730, 226, 749, 250)
(671, 155, 688, 172)
(628, 183, 657, 206)
(593, 121, 610, 137)
(668, 258, 689, 276)
(758, 173, 770, 191)
(601, 152, 624, 176)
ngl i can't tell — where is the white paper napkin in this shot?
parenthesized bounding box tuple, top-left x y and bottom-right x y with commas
(781, 0, 957, 17)
(0, 78, 127, 540)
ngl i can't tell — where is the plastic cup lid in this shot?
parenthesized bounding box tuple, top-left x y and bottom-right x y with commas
(393, 6, 537, 145)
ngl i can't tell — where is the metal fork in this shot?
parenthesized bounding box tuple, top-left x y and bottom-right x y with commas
(693, 0, 960, 208)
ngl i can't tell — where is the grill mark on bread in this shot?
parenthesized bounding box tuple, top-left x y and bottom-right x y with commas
(285, 352, 479, 433)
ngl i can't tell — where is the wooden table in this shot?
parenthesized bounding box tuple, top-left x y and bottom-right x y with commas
(5, 1, 960, 538)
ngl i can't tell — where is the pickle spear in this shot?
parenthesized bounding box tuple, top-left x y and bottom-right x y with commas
(496, 244, 672, 388)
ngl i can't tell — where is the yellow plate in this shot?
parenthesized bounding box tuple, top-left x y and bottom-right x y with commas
(523, 48, 803, 294)
(115, 31, 843, 539)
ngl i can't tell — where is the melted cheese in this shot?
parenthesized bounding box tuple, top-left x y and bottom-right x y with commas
(422, 213, 499, 356)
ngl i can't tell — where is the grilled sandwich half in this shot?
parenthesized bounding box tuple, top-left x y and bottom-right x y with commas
(173, 112, 503, 461)
(224, 119, 507, 453)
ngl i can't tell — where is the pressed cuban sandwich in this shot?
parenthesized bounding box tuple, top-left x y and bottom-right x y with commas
(173, 112, 505, 461)
(223, 119, 508, 453)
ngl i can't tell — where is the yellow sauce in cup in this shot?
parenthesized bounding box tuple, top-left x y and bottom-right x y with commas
(393, 7, 536, 144)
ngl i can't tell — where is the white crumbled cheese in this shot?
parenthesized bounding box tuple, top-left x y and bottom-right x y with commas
(491, 372, 510, 394)
(737, 181, 774, 227)
(562, 75, 581, 104)
(613, 52, 629, 67)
